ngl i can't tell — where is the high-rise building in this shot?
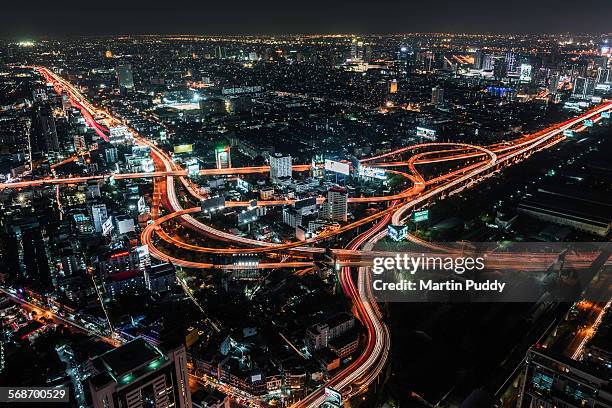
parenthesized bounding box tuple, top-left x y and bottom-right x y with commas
(73, 134, 86, 153)
(518, 346, 612, 408)
(397, 45, 414, 75)
(32, 104, 59, 153)
(89, 338, 192, 408)
(597, 67, 611, 84)
(214, 46, 227, 59)
(389, 79, 398, 94)
(505, 51, 516, 73)
(109, 126, 132, 144)
(350, 38, 363, 61)
(431, 85, 444, 106)
(215, 146, 231, 169)
(90, 203, 108, 233)
(323, 187, 348, 222)
(573, 77, 595, 99)
(269, 153, 292, 182)
(473, 50, 483, 69)
(116, 64, 135, 91)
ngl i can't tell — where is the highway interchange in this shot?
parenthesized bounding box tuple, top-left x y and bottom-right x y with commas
(5, 66, 611, 407)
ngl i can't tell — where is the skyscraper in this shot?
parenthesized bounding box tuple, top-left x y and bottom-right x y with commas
(518, 347, 612, 408)
(90, 203, 108, 233)
(89, 338, 192, 408)
(116, 64, 135, 91)
(398, 45, 414, 75)
(573, 77, 595, 99)
(431, 85, 444, 106)
(269, 153, 292, 182)
(32, 104, 59, 154)
(324, 187, 348, 222)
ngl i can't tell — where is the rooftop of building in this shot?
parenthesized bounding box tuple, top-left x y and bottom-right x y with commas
(91, 338, 165, 381)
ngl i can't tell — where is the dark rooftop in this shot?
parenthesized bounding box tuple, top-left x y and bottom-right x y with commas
(92, 338, 162, 378)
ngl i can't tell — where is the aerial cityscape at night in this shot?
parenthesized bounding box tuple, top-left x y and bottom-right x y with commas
(0, 4, 611, 408)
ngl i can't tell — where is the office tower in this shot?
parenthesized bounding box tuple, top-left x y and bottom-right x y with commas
(324, 187, 348, 222)
(32, 104, 59, 153)
(116, 64, 135, 91)
(89, 338, 192, 408)
(494, 58, 508, 79)
(505, 51, 516, 73)
(398, 45, 413, 74)
(518, 347, 612, 408)
(215, 146, 231, 169)
(473, 50, 483, 69)
(73, 134, 86, 153)
(214, 46, 227, 59)
(431, 85, 444, 106)
(269, 153, 292, 182)
(597, 67, 611, 84)
(105, 147, 119, 164)
(548, 74, 561, 94)
(109, 126, 132, 144)
(90, 203, 108, 233)
(7, 219, 52, 287)
(350, 38, 360, 61)
(573, 77, 595, 99)
(482, 54, 494, 70)
(389, 79, 398, 94)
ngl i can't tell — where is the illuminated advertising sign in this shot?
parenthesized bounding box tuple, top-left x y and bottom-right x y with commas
(413, 209, 429, 223)
(324, 159, 350, 175)
(416, 127, 437, 140)
(236, 178, 250, 192)
(324, 388, 342, 407)
(102, 217, 114, 236)
(563, 130, 574, 137)
(173, 144, 193, 154)
(387, 224, 409, 242)
(188, 163, 200, 176)
(359, 166, 386, 180)
(601, 111, 610, 119)
(584, 119, 594, 127)
(519, 64, 532, 82)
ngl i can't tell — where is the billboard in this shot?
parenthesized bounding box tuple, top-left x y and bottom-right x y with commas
(413, 209, 429, 222)
(174, 144, 193, 154)
(188, 163, 200, 176)
(584, 119, 594, 127)
(324, 388, 342, 407)
(519, 64, 532, 82)
(102, 216, 114, 236)
(563, 130, 574, 137)
(236, 178, 250, 192)
(416, 127, 437, 140)
(325, 159, 350, 175)
(359, 166, 386, 180)
(601, 111, 610, 119)
(388, 224, 409, 242)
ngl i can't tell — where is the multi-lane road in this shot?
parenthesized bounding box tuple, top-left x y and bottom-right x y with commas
(28, 66, 612, 407)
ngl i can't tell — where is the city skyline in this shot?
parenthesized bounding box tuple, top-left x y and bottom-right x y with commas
(0, 29, 610, 408)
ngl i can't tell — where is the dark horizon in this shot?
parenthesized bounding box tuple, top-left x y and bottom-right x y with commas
(2, 0, 612, 38)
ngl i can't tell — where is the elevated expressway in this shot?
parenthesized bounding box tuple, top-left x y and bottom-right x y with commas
(31, 66, 612, 407)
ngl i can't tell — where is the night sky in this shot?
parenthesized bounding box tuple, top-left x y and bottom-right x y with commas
(1, 0, 611, 37)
